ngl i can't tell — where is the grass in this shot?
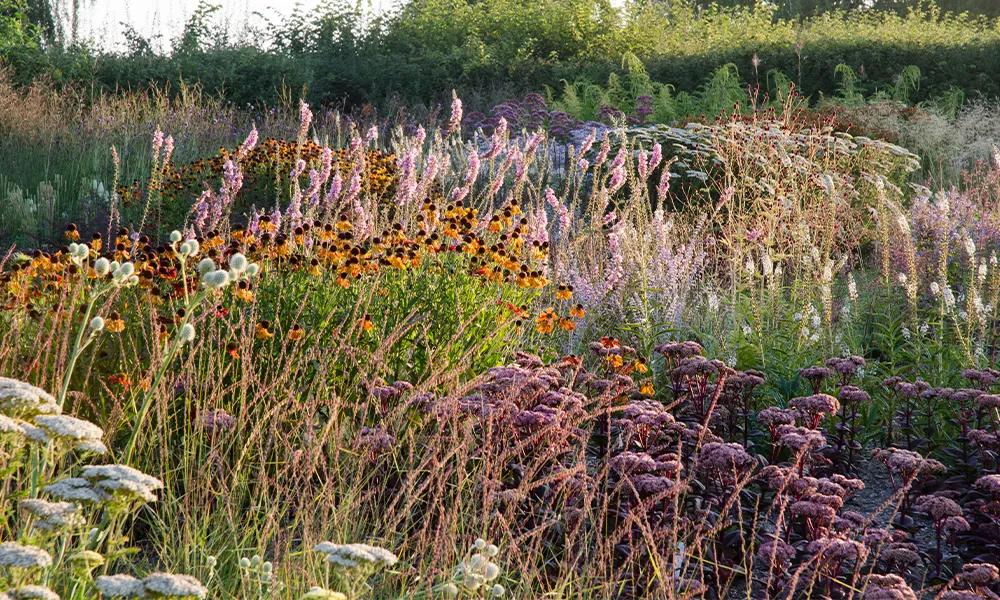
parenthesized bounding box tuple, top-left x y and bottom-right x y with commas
(0, 77, 1000, 599)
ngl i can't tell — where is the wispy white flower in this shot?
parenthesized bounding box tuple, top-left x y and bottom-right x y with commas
(0, 542, 52, 569)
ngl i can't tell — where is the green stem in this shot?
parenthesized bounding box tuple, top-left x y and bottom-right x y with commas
(58, 293, 100, 410)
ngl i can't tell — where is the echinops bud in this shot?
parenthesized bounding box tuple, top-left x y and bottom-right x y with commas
(89, 317, 105, 332)
(178, 324, 196, 343)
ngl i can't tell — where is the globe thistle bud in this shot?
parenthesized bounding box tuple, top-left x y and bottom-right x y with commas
(197, 258, 216, 275)
(486, 544, 499, 557)
(94, 257, 111, 276)
(262, 561, 273, 573)
(202, 269, 230, 290)
(473, 538, 487, 551)
(178, 242, 193, 257)
(441, 583, 459, 598)
(89, 317, 105, 332)
(239, 557, 251, 569)
(229, 253, 248, 274)
(178, 324, 196, 344)
(491, 584, 505, 597)
(246, 263, 260, 277)
(186, 239, 200, 256)
(169, 230, 183, 243)
(206, 556, 217, 568)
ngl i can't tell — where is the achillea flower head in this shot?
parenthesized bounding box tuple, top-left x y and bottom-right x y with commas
(5, 586, 59, 600)
(32, 414, 104, 452)
(80, 464, 164, 504)
(95, 574, 146, 598)
(19, 498, 84, 531)
(141, 573, 207, 598)
(0, 542, 52, 568)
(43, 477, 106, 504)
(301, 588, 347, 600)
(312, 542, 398, 570)
(0, 377, 59, 417)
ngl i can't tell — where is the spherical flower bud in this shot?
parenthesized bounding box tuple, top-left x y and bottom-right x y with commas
(491, 584, 505, 597)
(202, 270, 230, 290)
(89, 317, 105, 332)
(178, 324, 196, 344)
(239, 557, 251, 569)
(473, 538, 487, 551)
(186, 239, 200, 256)
(169, 230, 183, 243)
(486, 544, 499, 557)
(94, 257, 111, 276)
(441, 583, 459, 598)
(197, 258, 216, 275)
(229, 253, 248, 274)
(246, 263, 260, 277)
(262, 561, 273, 573)
(206, 556, 217, 568)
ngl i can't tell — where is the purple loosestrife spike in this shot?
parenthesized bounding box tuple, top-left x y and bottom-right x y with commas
(237, 125, 258, 160)
(446, 91, 463, 136)
(298, 100, 313, 140)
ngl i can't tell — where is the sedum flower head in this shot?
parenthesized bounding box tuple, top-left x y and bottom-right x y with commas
(0, 378, 59, 417)
(312, 542, 398, 570)
(0, 542, 52, 569)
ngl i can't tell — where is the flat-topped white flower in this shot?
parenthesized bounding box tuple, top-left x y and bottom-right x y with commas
(5, 585, 60, 600)
(73, 438, 108, 454)
(0, 542, 52, 569)
(312, 542, 398, 570)
(20, 423, 49, 444)
(80, 464, 163, 504)
(0, 378, 59, 417)
(43, 477, 108, 504)
(33, 414, 103, 444)
(19, 499, 85, 531)
(95, 574, 146, 598)
(300, 587, 347, 600)
(0, 414, 25, 436)
(142, 573, 207, 598)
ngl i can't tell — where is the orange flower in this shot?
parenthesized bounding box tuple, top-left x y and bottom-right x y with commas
(633, 360, 649, 374)
(569, 304, 586, 319)
(359, 314, 375, 333)
(105, 312, 125, 333)
(559, 318, 576, 332)
(640, 382, 655, 395)
(255, 321, 274, 340)
(606, 354, 624, 368)
(226, 341, 240, 359)
(287, 325, 305, 341)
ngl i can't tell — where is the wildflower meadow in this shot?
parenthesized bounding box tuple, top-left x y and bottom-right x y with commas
(3, 1, 1000, 599)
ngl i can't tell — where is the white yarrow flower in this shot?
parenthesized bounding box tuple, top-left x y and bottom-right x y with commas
(141, 573, 207, 598)
(0, 377, 59, 417)
(19, 499, 85, 531)
(312, 542, 398, 570)
(6, 586, 59, 600)
(95, 574, 146, 598)
(0, 542, 53, 569)
(43, 477, 107, 504)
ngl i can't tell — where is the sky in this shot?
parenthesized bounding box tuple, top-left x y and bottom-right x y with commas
(76, 0, 394, 51)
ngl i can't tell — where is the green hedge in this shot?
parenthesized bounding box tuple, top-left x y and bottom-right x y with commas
(3, 1, 1000, 108)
